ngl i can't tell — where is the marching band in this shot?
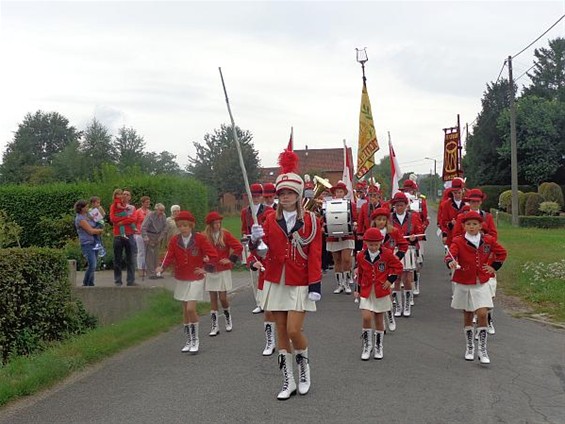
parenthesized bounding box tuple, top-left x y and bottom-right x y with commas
(159, 151, 507, 400)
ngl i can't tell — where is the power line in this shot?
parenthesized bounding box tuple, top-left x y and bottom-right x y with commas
(495, 60, 507, 83)
(512, 13, 565, 59)
(515, 63, 537, 82)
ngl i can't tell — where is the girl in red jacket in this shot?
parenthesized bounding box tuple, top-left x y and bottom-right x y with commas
(250, 149, 322, 400)
(203, 211, 243, 336)
(156, 211, 218, 354)
(354, 228, 403, 360)
(446, 211, 507, 365)
(368, 207, 408, 332)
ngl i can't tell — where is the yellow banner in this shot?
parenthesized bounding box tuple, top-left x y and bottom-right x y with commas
(356, 83, 380, 179)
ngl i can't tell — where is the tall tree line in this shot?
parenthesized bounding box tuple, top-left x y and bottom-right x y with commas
(464, 37, 565, 187)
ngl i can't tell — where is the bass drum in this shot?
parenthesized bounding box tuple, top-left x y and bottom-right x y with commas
(324, 199, 353, 237)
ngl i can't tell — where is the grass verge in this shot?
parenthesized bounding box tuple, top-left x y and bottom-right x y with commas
(496, 221, 565, 323)
(0, 290, 210, 407)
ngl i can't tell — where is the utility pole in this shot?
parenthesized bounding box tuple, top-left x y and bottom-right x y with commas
(508, 56, 519, 226)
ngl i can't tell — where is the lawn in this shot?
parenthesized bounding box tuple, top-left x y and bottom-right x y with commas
(496, 220, 565, 322)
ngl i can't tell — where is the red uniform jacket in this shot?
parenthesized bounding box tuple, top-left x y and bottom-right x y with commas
(446, 234, 507, 285)
(326, 199, 358, 242)
(356, 248, 403, 299)
(452, 210, 498, 240)
(208, 229, 243, 272)
(391, 211, 424, 249)
(259, 211, 322, 286)
(357, 201, 391, 235)
(246, 253, 266, 290)
(109, 200, 137, 236)
(439, 198, 466, 244)
(240, 204, 272, 236)
(162, 232, 218, 281)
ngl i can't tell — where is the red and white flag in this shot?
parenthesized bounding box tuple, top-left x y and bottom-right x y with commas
(389, 136, 402, 197)
(342, 139, 354, 200)
(287, 126, 293, 151)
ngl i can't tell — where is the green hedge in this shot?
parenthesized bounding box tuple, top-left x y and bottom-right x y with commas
(0, 176, 209, 247)
(490, 208, 565, 228)
(479, 185, 536, 211)
(0, 248, 96, 364)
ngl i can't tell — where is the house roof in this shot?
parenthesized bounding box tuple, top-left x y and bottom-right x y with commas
(259, 147, 353, 183)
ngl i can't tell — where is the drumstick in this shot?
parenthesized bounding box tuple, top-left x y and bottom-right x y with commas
(157, 251, 169, 277)
(402, 234, 426, 239)
(445, 247, 461, 270)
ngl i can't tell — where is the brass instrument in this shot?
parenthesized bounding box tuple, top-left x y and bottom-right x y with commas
(303, 175, 332, 212)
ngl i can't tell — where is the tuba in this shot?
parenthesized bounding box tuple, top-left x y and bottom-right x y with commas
(303, 175, 332, 212)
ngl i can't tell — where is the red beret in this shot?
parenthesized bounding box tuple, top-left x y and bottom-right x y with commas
(451, 178, 465, 189)
(391, 192, 409, 204)
(367, 185, 381, 195)
(250, 183, 263, 195)
(263, 183, 276, 196)
(370, 207, 390, 220)
(175, 210, 195, 223)
(461, 210, 483, 223)
(330, 181, 348, 195)
(464, 188, 487, 201)
(205, 211, 223, 224)
(363, 227, 384, 242)
(402, 180, 418, 190)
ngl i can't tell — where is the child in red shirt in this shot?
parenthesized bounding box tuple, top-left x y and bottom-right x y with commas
(354, 228, 403, 360)
(156, 211, 217, 354)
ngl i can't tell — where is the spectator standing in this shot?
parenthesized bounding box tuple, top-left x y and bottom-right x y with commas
(110, 189, 138, 286)
(74, 200, 104, 287)
(165, 205, 181, 246)
(134, 196, 151, 279)
(142, 203, 168, 279)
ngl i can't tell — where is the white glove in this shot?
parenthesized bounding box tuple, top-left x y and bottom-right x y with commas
(308, 292, 322, 302)
(250, 224, 265, 242)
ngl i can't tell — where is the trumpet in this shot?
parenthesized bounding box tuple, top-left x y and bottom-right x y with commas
(303, 175, 332, 212)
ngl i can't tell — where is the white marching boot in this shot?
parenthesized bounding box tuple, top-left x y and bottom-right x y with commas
(413, 271, 420, 296)
(403, 290, 412, 317)
(295, 349, 311, 395)
(333, 272, 344, 294)
(387, 310, 396, 332)
(277, 351, 297, 400)
(487, 310, 495, 335)
(343, 271, 353, 294)
(181, 324, 192, 352)
(392, 291, 402, 317)
(374, 330, 384, 359)
(209, 311, 220, 336)
(464, 326, 475, 361)
(360, 329, 373, 361)
(223, 308, 233, 332)
(262, 322, 276, 356)
(477, 327, 490, 364)
(189, 322, 199, 353)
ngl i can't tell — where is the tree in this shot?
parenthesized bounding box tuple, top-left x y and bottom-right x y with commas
(81, 118, 116, 178)
(497, 95, 565, 185)
(142, 151, 182, 175)
(523, 37, 565, 101)
(462, 79, 513, 186)
(52, 140, 86, 182)
(0, 110, 80, 183)
(114, 126, 146, 172)
(187, 124, 260, 198)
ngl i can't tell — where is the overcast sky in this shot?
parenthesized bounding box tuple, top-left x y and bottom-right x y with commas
(1, 0, 564, 177)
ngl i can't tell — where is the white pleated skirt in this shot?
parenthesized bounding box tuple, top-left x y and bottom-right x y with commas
(359, 292, 392, 313)
(487, 276, 497, 298)
(326, 239, 355, 252)
(205, 270, 233, 292)
(260, 269, 316, 312)
(451, 281, 493, 312)
(173, 278, 205, 302)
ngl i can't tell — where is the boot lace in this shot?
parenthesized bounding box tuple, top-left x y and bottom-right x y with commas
(295, 353, 309, 383)
(278, 354, 290, 390)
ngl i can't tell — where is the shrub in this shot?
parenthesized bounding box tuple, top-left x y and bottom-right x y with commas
(524, 192, 544, 216)
(539, 201, 561, 216)
(519, 215, 565, 228)
(0, 248, 97, 364)
(498, 190, 524, 213)
(479, 185, 536, 211)
(538, 182, 564, 210)
(0, 210, 22, 248)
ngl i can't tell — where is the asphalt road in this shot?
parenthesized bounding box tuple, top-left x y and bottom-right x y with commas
(1, 220, 564, 424)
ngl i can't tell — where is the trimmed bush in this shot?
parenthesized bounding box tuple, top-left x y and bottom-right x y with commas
(0, 176, 208, 247)
(525, 192, 544, 216)
(0, 248, 97, 364)
(479, 185, 536, 211)
(539, 201, 561, 216)
(498, 190, 524, 213)
(538, 182, 564, 210)
(519, 215, 565, 228)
